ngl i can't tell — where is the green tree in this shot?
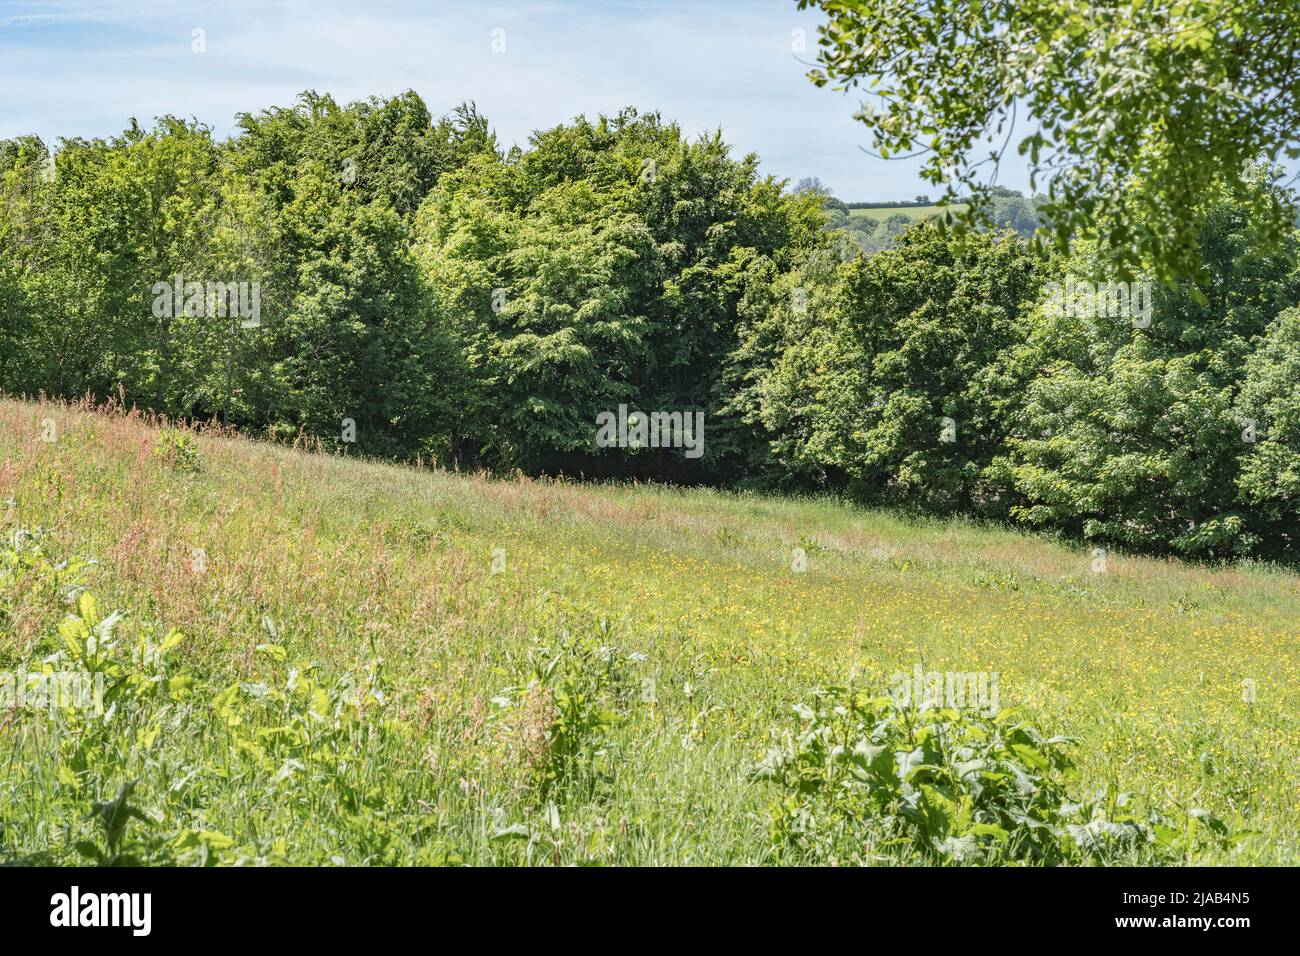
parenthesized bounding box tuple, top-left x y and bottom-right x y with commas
(0, 134, 144, 399)
(260, 162, 463, 458)
(417, 108, 826, 475)
(798, 0, 1300, 282)
(735, 222, 1041, 510)
(994, 189, 1300, 556)
(1236, 308, 1300, 553)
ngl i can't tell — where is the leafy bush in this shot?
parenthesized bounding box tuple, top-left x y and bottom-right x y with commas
(153, 428, 201, 476)
(752, 685, 1242, 865)
(41, 589, 194, 864)
(0, 529, 426, 865)
(499, 623, 631, 802)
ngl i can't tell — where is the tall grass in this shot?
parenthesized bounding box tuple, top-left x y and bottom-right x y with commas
(0, 397, 1295, 864)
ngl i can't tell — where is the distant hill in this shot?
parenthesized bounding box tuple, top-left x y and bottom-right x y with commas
(848, 203, 970, 223)
(793, 178, 1039, 252)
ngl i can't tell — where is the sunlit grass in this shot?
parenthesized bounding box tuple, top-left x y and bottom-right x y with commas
(1, 397, 1295, 864)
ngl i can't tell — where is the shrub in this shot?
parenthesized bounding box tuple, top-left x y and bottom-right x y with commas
(752, 685, 1240, 865)
(153, 428, 201, 476)
(500, 623, 631, 802)
(994, 196, 1300, 557)
(0, 529, 424, 865)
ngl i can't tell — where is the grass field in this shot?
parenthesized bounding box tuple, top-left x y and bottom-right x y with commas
(849, 203, 970, 222)
(1, 397, 1296, 865)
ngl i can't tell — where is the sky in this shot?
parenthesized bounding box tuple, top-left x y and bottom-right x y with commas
(0, 0, 1039, 202)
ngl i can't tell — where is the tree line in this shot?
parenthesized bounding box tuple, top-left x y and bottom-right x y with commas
(2, 91, 1297, 558)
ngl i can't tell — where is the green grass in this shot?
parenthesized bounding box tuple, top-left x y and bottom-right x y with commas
(849, 203, 970, 223)
(1, 397, 1296, 865)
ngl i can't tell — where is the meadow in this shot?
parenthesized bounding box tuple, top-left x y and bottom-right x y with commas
(1, 396, 1296, 865)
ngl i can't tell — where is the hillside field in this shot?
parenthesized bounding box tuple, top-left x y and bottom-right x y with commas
(1, 397, 1296, 865)
(849, 203, 971, 222)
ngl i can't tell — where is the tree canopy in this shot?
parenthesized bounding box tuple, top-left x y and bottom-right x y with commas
(798, 0, 1300, 284)
(3, 88, 1298, 558)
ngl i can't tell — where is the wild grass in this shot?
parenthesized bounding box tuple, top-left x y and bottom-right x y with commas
(0, 396, 1295, 865)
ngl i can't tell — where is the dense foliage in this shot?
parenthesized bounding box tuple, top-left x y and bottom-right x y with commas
(752, 686, 1242, 864)
(2, 91, 1298, 557)
(797, 0, 1300, 284)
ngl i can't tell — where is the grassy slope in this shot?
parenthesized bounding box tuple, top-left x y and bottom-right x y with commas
(2, 397, 1297, 864)
(850, 203, 970, 222)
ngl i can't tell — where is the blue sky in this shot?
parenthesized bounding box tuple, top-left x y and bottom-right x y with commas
(0, 0, 1036, 201)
